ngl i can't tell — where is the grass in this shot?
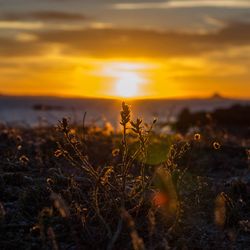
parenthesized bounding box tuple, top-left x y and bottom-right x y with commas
(0, 102, 250, 250)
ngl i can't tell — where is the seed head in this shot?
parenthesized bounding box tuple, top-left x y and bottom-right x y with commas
(112, 148, 120, 157)
(194, 133, 201, 141)
(16, 135, 23, 143)
(54, 149, 63, 158)
(19, 155, 29, 165)
(213, 142, 221, 150)
(70, 137, 78, 145)
(131, 118, 143, 134)
(59, 117, 69, 133)
(120, 102, 131, 126)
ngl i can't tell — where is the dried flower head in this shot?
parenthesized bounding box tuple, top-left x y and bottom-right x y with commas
(54, 149, 63, 158)
(70, 137, 78, 144)
(58, 117, 69, 133)
(101, 166, 114, 185)
(47, 178, 54, 185)
(194, 133, 201, 141)
(213, 142, 221, 150)
(16, 135, 23, 143)
(19, 155, 29, 165)
(120, 102, 131, 126)
(131, 118, 143, 134)
(112, 148, 120, 157)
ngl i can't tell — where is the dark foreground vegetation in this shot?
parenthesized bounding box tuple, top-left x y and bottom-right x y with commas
(0, 103, 250, 250)
(175, 104, 250, 136)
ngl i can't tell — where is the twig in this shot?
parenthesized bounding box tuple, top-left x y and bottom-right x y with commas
(107, 217, 123, 250)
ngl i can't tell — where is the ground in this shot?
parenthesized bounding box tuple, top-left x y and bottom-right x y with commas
(0, 112, 250, 250)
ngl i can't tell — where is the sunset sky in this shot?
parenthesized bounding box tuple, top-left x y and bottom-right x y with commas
(0, 0, 250, 99)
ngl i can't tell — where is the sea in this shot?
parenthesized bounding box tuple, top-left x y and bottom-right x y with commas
(0, 95, 249, 128)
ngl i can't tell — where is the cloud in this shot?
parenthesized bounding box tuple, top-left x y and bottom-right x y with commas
(0, 21, 44, 30)
(15, 33, 38, 42)
(34, 22, 250, 58)
(1, 11, 87, 21)
(0, 37, 47, 57)
(1, 21, 250, 58)
(113, 1, 250, 10)
(204, 16, 226, 28)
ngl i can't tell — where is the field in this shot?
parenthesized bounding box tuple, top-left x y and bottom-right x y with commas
(0, 102, 250, 250)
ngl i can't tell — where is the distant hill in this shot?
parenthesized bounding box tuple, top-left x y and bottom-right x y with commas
(209, 92, 224, 100)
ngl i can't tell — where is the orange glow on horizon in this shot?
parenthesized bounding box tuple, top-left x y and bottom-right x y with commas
(1, 56, 250, 100)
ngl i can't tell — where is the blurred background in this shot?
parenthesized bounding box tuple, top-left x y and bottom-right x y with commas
(0, 0, 250, 125)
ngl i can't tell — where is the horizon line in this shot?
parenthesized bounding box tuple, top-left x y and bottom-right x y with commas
(0, 92, 250, 101)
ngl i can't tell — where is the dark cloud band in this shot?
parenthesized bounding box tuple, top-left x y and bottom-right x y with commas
(1, 11, 87, 21)
(0, 22, 250, 58)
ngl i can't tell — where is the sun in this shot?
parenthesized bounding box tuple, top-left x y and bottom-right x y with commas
(115, 72, 141, 98)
